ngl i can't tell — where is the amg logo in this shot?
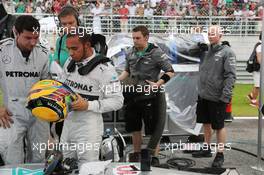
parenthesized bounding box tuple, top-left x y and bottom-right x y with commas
(65, 79, 92, 92)
(6, 71, 40, 77)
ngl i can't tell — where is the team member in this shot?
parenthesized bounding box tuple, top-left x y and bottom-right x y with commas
(0, 15, 50, 165)
(51, 5, 80, 141)
(52, 5, 80, 67)
(192, 25, 236, 168)
(60, 27, 123, 164)
(119, 25, 174, 162)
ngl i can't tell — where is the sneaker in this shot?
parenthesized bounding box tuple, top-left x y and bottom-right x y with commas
(224, 115, 233, 122)
(250, 99, 259, 107)
(247, 93, 253, 101)
(128, 152, 141, 162)
(192, 148, 212, 158)
(212, 152, 224, 168)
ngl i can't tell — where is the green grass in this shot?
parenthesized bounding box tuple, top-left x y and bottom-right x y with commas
(0, 84, 257, 117)
(232, 84, 258, 117)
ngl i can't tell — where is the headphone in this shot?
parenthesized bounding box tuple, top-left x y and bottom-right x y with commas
(58, 5, 81, 27)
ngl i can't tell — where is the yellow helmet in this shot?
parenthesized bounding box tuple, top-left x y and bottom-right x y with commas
(27, 79, 77, 122)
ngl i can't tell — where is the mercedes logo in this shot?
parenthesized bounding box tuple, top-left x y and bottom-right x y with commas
(2, 55, 11, 64)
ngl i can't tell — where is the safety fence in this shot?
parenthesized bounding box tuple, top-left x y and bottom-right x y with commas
(13, 13, 262, 37)
(82, 15, 262, 36)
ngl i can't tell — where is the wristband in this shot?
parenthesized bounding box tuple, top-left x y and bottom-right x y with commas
(160, 74, 170, 83)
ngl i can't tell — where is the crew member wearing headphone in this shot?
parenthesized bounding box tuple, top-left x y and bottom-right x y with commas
(52, 5, 81, 68)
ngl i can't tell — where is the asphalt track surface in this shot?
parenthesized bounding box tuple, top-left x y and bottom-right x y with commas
(134, 118, 264, 175)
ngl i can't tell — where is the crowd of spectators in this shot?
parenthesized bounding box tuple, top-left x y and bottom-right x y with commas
(2, 0, 263, 18)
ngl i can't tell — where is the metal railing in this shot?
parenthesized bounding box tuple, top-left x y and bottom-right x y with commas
(74, 15, 263, 36)
(13, 13, 262, 36)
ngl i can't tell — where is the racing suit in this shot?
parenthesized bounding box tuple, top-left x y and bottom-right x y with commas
(0, 38, 50, 164)
(61, 50, 124, 164)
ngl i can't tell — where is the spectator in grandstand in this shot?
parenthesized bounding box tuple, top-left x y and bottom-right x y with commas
(257, 6, 263, 18)
(153, 3, 163, 16)
(241, 5, 249, 18)
(218, 5, 227, 16)
(103, 1, 112, 14)
(112, 3, 120, 15)
(128, 2, 137, 16)
(149, 0, 158, 8)
(212, 6, 219, 16)
(119, 25, 174, 164)
(91, 2, 104, 34)
(178, 6, 187, 16)
(53, 0, 62, 14)
(159, 0, 167, 10)
(144, 5, 154, 19)
(199, 3, 210, 16)
(233, 6, 242, 20)
(192, 25, 236, 168)
(247, 5, 256, 33)
(25, 2, 33, 13)
(79, 2, 91, 14)
(136, 3, 145, 17)
(232, 6, 242, 31)
(247, 33, 262, 107)
(119, 4, 129, 33)
(144, 5, 154, 31)
(168, 0, 177, 6)
(249, 2, 257, 13)
(225, 0, 233, 7)
(164, 5, 178, 16)
(164, 5, 177, 28)
(181, 0, 192, 8)
(70, 0, 78, 7)
(16, 0, 25, 13)
(35, 1, 43, 15)
(189, 5, 199, 16)
(226, 6, 235, 16)
(212, 0, 219, 7)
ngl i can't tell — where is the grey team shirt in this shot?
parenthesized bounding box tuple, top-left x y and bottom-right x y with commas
(0, 38, 50, 118)
(125, 44, 174, 86)
(198, 44, 236, 103)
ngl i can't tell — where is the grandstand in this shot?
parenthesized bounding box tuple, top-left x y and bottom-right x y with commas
(2, 0, 262, 18)
(3, 0, 262, 36)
